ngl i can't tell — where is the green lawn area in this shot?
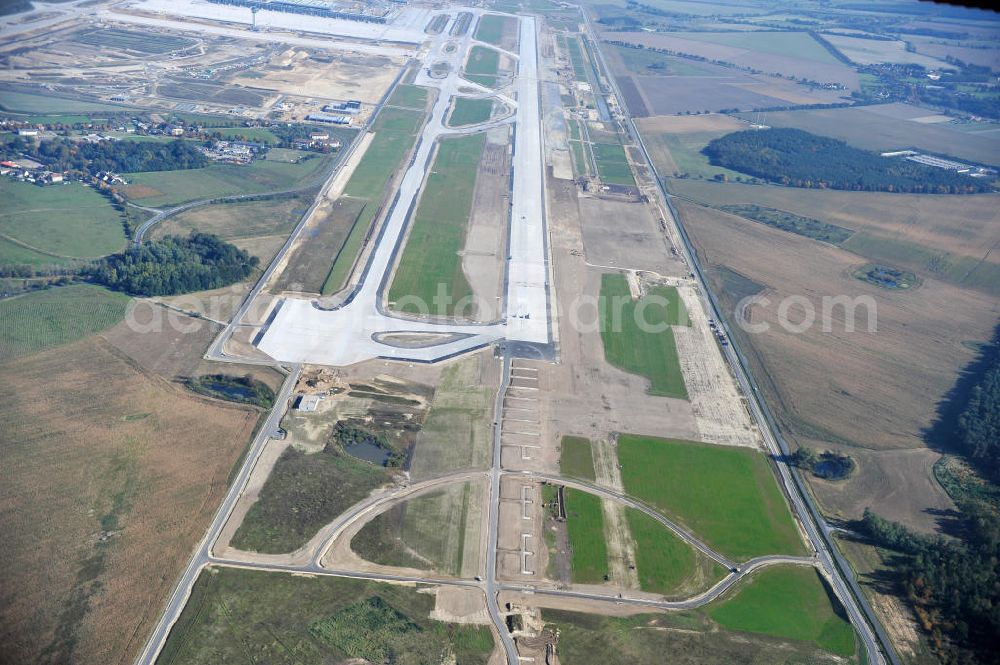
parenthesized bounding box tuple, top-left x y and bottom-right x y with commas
(560, 436, 596, 481)
(125, 152, 331, 207)
(229, 447, 390, 554)
(591, 142, 635, 186)
(388, 84, 429, 109)
(709, 566, 857, 657)
(0, 285, 131, 362)
(464, 74, 499, 88)
(617, 436, 807, 560)
(565, 488, 609, 584)
(474, 14, 507, 46)
(675, 31, 840, 64)
(158, 567, 495, 665)
(466, 45, 500, 77)
(0, 88, 129, 114)
(599, 273, 687, 399)
(448, 97, 493, 127)
(321, 109, 425, 294)
(387, 133, 484, 316)
(209, 126, 282, 144)
(0, 180, 126, 263)
(628, 508, 725, 596)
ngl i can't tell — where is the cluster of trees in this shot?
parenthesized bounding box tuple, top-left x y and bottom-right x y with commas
(957, 342, 1000, 480)
(187, 374, 275, 408)
(704, 128, 990, 193)
(34, 137, 206, 175)
(856, 504, 1000, 664)
(86, 232, 258, 296)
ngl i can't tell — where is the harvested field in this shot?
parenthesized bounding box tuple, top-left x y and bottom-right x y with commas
(0, 285, 130, 362)
(617, 435, 807, 560)
(736, 103, 1000, 167)
(823, 34, 947, 68)
(676, 197, 997, 529)
(0, 179, 126, 264)
(0, 336, 260, 665)
(158, 568, 496, 665)
(671, 179, 1000, 296)
(152, 195, 307, 243)
(610, 31, 859, 89)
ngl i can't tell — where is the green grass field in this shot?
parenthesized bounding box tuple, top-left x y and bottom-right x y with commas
(126, 152, 331, 208)
(613, 45, 714, 77)
(569, 140, 590, 176)
(321, 108, 425, 294)
(617, 436, 807, 560)
(474, 14, 506, 45)
(448, 98, 493, 126)
(388, 84, 429, 109)
(653, 131, 747, 181)
(466, 45, 500, 77)
(674, 31, 840, 64)
(709, 566, 856, 657)
(0, 180, 126, 263)
(627, 508, 721, 596)
(387, 133, 484, 316)
(565, 36, 588, 81)
(591, 141, 636, 186)
(230, 447, 390, 553)
(0, 88, 129, 114)
(560, 436, 596, 481)
(158, 567, 494, 665)
(599, 274, 687, 399)
(210, 126, 282, 144)
(0, 285, 131, 362)
(564, 489, 609, 584)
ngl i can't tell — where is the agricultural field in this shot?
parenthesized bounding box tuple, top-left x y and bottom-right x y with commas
(0, 285, 130, 362)
(448, 97, 494, 126)
(617, 436, 807, 559)
(709, 566, 857, 658)
(229, 446, 391, 554)
(735, 104, 1000, 168)
(388, 133, 484, 316)
(408, 352, 497, 479)
(609, 44, 716, 77)
(823, 33, 947, 68)
(674, 193, 996, 531)
(608, 31, 859, 90)
(0, 179, 126, 265)
(152, 194, 308, 250)
(0, 88, 129, 114)
(351, 480, 484, 576)
(322, 107, 424, 294)
(0, 336, 260, 665)
(125, 151, 334, 208)
(599, 274, 688, 399)
(636, 115, 749, 181)
(158, 568, 495, 665)
(563, 489, 609, 584)
(560, 436, 596, 481)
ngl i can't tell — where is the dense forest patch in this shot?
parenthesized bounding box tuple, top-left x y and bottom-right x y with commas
(704, 128, 990, 194)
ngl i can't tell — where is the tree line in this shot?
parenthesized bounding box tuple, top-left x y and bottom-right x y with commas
(33, 137, 206, 175)
(957, 340, 1000, 480)
(86, 232, 258, 296)
(703, 128, 990, 194)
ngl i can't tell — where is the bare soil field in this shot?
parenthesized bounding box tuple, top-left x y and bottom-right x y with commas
(672, 180, 1000, 296)
(0, 336, 260, 665)
(577, 195, 674, 273)
(677, 201, 997, 529)
(608, 32, 859, 90)
(738, 103, 1000, 167)
(234, 51, 403, 104)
